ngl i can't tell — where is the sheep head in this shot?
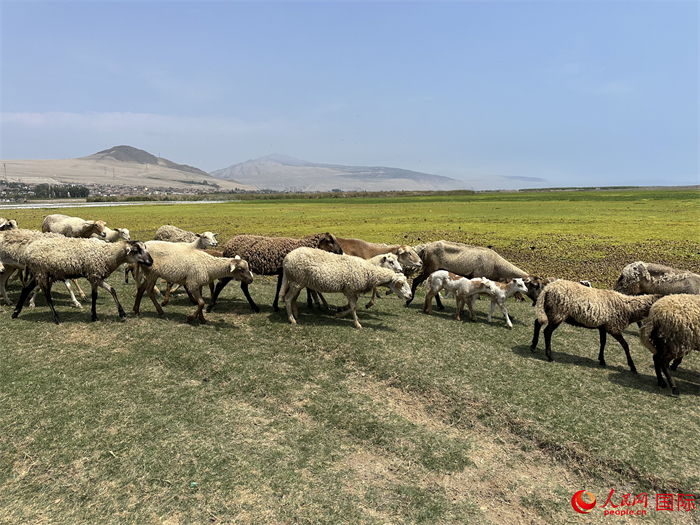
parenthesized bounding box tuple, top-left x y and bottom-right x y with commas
(318, 233, 343, 255)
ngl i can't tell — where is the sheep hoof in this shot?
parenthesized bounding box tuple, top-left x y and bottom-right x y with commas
(671, 388, 680, 398)
(529, 345, 536, 352)
(629, 366, 637, 374)
(599, 361, 607, 367)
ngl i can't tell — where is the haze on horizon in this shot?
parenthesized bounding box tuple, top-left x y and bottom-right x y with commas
(2, 1, 698, 190)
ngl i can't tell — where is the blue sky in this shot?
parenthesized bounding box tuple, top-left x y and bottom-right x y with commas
(2, 1, 698, 189)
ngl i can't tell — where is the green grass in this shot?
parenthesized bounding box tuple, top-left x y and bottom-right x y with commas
(2, 189, 699, 524)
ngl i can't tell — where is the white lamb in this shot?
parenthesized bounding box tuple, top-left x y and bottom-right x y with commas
(464, 278, 528, 328)
(422, 270, 491, 320)
(280, 247, 412, 329)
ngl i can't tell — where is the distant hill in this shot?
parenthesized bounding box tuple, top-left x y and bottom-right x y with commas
(1, 146, 254, 191)
(210, 154, 471, 192)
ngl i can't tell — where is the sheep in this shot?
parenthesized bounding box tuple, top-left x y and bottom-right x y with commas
(41, 214, 107, 238)
(640, 294, 700, 397)
(613, 261, 700, 296)
(92, 227, 131, 242)
(422, 271, 490, 318)
(125, 231, 218, 288)
(280, 247, 412, 329)
(530, 280, 662, 373)
(464, 277, 528, 328)
(132, 246, 253, 324)
(11, 238, 153, 324)
(154, 224, 220, 243)
(0, 218, 18, 231)
(307, 252, 405, 310)
(0, 229, 84, 308)
(207, 233, 344, 314)
(406, 241, 529, 308)
(334, 237, 422, 309)
(160, 248, 223, 307)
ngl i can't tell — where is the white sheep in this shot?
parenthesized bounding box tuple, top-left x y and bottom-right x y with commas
(133, 245, 253, 324)
(11, 238, 153, 324)
(41, 214, 107, 238)
(91, 227, 131, 242)
(464, 277, 528, 328)
(614, 261, 700, 296)
(280, 247, 412, 329)
(530, 280, 661, 373)
(0, 229, 84, 308)
(640, 294, 700, 397)
(310, 252, 404, 310)
(154, 225, 219, 243)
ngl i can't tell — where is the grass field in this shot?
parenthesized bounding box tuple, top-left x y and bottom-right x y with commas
(2, 189, 699, 524)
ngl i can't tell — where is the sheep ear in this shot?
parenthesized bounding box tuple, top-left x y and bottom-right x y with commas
(196, 233, 202, 238)
(214, 232, 220, 237)
(234, 255, 241, 260)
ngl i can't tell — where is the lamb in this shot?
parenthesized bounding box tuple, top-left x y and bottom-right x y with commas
(463, 277, 528, 328)
(530, 280, 661, 373)
(41, 214, 107, 238)
(0, 229, 84, 308)
(613, 261, 700, 296)
(422, 271, 491, 319)
(639, 294, 700, 397)
(207, 233, 344, 313)
(160, 248, 223, 307)
(11, 238, 153, 324)
(280, 247, 412, 329)
(133, 246, 253, 324)
(406, 241, 529, 307)
(154, 225, 219, 243)
(0, 218, 18, 231)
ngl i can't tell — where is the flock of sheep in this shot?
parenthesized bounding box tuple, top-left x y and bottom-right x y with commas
(1, 213, 698, 397)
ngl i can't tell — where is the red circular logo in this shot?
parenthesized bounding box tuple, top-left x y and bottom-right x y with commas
(572, 490, 597, 514)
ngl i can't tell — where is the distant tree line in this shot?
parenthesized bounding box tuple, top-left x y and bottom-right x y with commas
(33, 184, 90, 198)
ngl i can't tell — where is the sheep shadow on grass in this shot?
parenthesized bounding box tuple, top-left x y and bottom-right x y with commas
(511, 344, 636, 376)
(607, 362, 700, 398)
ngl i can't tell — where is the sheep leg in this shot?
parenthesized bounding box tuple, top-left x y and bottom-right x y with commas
(435, 292, 444, 310)
(652, 354, 667, 389)
(144, 279, 166, 317)
(207, 277, 232, 313)
(161, 282, 173, 306)
(284, 282, 303, 324)
(492, 300, 513, 329)
(63, 280, 83, 308)
(597, 328, 608, 367)
(543, 322, 559, 362)
(133, 280, 147, 315)
(365, 287, 379, 309)
(11, 277, 38, 320)
(99, 280, 126, 320)
(455, 296, 464, 321)
(306, 289, 314, 309)
(0, 269, 15, 305)
(71, 278, 87, 299)
(316, 291, 329, 309)
(186, 287, 207, 324)
(467, 295, 479, 321)
(659, 357, 679, 397)
(242, 281, 261, 313)
(90, 286, 99, 322)
(423, 289, 436, 314)
(670, 357, 683, 371)
(531, 319, 542, 350)
(336, 295, 362, 328)
(407, 272, 429, 306)
(272, 272, 284, 312)
(609, 332, 637, 373)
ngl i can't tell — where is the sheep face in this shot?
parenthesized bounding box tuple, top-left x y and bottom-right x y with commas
(89, 220, 108, 238)
(117, 228, 131, 241)
(126, 241, 153, 267)
(318, 233, 343, 255)
(511, 278, 528, 295)
(396, 245, 422, 273)
(197, 232, 219, 248)
(613, 262, 648, 295)
(377, 254, 403, 273)
(389, 275, 412, 301)
(229, 259, 254, 285)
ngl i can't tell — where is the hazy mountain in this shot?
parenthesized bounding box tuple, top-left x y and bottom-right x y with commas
(1, 146, 254, 191)
(210, 155, 472, 192)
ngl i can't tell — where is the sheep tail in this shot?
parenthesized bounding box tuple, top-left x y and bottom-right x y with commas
(279, 273, 289, 303)
(535, 288, 549, 326)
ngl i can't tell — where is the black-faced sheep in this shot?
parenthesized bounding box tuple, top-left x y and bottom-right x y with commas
(530, 280, 661, 373)
(133, 246, 253, 324)
(640, 294, 700, 397)
(12, 238, 153, 324)
(207, 233, 343, 313)
(280, 247, 412, 329)
(406, 241, 529, 308)
(41, 214, 107, 238)
(613, 261, 700, 296)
